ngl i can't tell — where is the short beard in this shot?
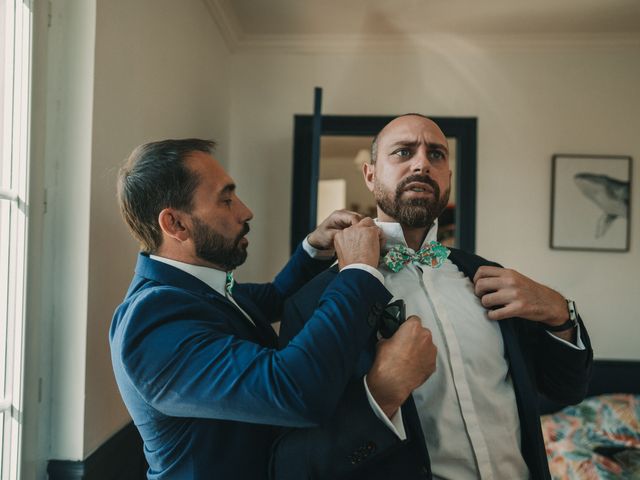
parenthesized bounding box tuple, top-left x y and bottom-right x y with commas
(374, 174, 450, 228)
(192, 216, 249, 270)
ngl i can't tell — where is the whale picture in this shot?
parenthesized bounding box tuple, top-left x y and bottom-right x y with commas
(551, 155, 631, 251)
(573, 173, 630, 238)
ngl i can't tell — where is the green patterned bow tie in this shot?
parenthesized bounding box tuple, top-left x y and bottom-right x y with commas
(382, 242, 450, 272)
(225, 271, 235, 296)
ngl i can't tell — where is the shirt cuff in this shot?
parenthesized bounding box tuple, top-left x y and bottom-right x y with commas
(363, 376, 407, 441)
(546, 323, 586, 350)
(341, 264, 385, 285)
(302, 236, 336, 259)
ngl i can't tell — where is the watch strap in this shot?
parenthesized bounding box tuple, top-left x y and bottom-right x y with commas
(543, 299, 578, 332)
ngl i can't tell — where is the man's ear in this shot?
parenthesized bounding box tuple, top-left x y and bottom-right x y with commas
(158, 208, 190, 242)
(363, 162, 375, 193)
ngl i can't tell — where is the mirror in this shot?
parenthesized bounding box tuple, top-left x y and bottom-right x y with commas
(318, 135, 458, 247)
(291, 115, 477, 253)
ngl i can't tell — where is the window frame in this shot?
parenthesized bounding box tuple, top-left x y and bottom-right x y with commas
(0, 0, 33, 478)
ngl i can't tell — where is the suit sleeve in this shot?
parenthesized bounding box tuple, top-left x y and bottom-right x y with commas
(270, 379, 408, 480)
(516, 315, 593, 405)
(271, 286, 405, 480)
(116, 268, 392, 427)
(240, 243, 335, 323)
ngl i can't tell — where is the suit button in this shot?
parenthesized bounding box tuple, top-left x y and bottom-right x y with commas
(366, 441, 377, 453)
(372, 302, 383, 315)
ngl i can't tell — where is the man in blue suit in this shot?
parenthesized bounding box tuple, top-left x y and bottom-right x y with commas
(273, 115, 593, 480)
(110, 138, 437, 479)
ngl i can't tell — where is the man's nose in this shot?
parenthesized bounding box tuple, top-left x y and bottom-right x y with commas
(240, 201, 254, 223)
(411, 149, 431, 174)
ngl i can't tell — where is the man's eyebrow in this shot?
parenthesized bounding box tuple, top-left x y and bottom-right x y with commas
(388, 139, 420, 149)
(427, 142, 449, 154)
(388, 139, 449, 153)
(219, 183, 236, 196)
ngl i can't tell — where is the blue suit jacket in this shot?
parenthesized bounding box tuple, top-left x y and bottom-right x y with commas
(272, 248, 593, 480)
(110, 245, 392, 479)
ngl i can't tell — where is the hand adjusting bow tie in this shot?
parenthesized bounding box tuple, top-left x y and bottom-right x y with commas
(382, 241, 450, 272)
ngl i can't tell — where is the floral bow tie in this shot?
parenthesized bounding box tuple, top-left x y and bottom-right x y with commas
(382, 242, 450, 272)
(225, 271, 235, 296)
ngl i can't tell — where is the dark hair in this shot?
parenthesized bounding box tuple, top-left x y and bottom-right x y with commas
(117, 138, 216, 253)
(370, 113, 433, 164)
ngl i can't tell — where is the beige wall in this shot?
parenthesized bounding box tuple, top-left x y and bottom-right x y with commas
(26, 0, 233, 474)
(229, 45, 640, 360)
(85, 0, 232, 457)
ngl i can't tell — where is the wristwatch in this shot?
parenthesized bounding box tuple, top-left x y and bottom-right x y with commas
(543, 299, 578, 332)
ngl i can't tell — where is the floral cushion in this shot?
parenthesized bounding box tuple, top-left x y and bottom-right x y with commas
(541, 394, 640, 479)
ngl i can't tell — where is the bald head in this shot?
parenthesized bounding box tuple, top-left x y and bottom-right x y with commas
(363, 113, 451, 229)
(370, 114, 446, 164)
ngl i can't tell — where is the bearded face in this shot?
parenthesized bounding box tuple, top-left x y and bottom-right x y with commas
(192, 216, 249, 270)
(374, 173, 450, 229)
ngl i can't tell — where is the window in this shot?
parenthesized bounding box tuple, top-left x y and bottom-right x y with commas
(0, 0, 32, 478)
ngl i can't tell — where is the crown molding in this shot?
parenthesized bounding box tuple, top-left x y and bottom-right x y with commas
(202, 2, 640, 54)
(236, 32, 640, 54)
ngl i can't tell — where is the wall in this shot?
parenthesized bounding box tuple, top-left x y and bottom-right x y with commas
(86, 0, 232, 457)
(229, 42, 640, 360)
(25, 0, 233, 476)
(31, 0, 97, 467)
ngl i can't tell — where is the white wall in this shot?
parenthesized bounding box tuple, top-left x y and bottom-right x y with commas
(86, 0, 232, 457)
(25, 0, 233, 475)
(229, 42, 640, 360)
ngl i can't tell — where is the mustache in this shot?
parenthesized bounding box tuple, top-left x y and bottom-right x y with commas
(396, 174, 439, 196)
(236, 223, 250, 243)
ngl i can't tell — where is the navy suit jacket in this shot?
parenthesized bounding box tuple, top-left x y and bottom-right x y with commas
(272, 248, 593, 480)
(110, 244, 392, 479)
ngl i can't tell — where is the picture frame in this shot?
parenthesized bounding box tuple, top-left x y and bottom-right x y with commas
(550, 154, 632, 252)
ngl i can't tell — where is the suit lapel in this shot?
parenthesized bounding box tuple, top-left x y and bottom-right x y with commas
(232, 289, 278, 348)
(135, 253, 277, 348)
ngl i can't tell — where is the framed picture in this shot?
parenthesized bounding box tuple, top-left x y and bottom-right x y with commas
(550, 154, 632, 251)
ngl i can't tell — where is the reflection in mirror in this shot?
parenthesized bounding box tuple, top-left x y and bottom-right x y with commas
(318, 136, 459, 247)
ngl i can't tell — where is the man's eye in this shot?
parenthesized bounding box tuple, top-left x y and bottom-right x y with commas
(428, 150, 446, 161)
(393, 148, 411, 158)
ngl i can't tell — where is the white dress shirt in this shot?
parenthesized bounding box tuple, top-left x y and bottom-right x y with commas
(373, 221, 584, 480)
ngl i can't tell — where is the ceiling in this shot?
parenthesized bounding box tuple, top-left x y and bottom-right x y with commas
(205, 0, 640, 51)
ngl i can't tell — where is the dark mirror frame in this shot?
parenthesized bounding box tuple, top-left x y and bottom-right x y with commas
(291, 115, 477, 253)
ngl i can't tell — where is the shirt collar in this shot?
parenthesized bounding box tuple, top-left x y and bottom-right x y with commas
(149, 254, 228, 296)
(375, 219, 439, 252)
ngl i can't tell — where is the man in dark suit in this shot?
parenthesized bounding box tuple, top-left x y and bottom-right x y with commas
(110, 138, 437, 479)
(273, 114, 593, 480)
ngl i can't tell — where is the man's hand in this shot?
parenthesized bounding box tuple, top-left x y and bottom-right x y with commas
(334, 217, 384, 269)
(366, 316, 437, 418)
(307, 210, 364, 251)
(473, 266, 574, 340)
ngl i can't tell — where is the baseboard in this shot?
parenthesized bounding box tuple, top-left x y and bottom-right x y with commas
(47, 422, 146, 480)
